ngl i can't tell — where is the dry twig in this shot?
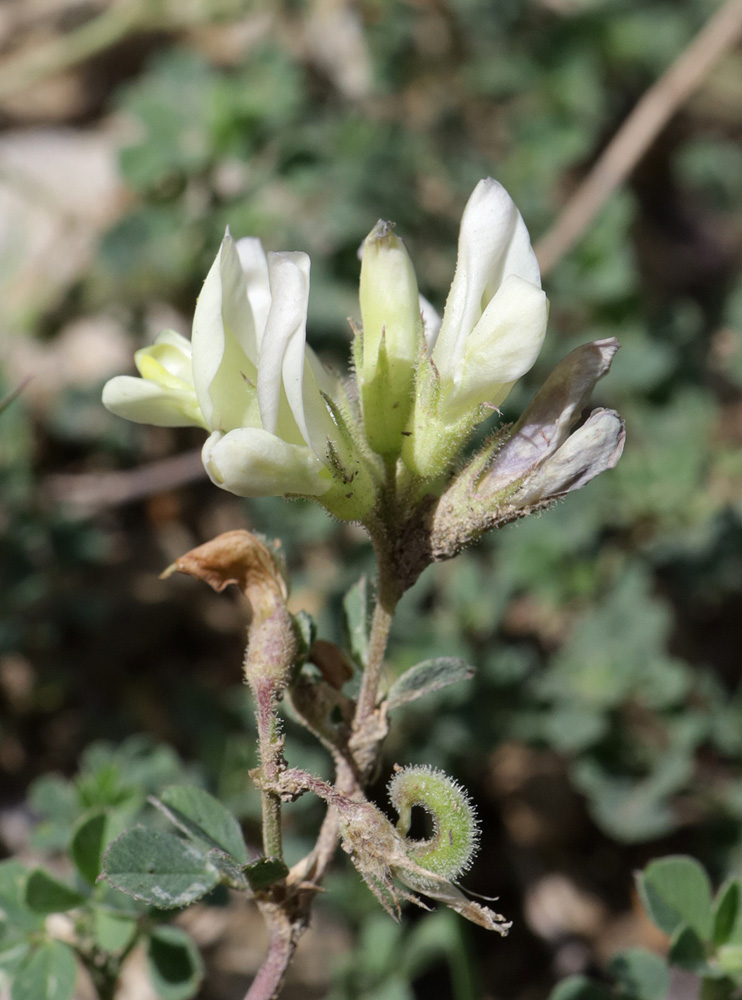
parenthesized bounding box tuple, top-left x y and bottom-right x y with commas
(45, 449, 205, 510)
(535, 0, 742, 276)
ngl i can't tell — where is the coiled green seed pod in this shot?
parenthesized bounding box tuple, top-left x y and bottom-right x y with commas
(388, 765, 480, 880)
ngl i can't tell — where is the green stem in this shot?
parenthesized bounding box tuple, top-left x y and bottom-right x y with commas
(253, 680, 284, 860)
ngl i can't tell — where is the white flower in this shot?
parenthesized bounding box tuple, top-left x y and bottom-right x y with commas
(103, 233, 375, 518)
(402, 178, 548, 477)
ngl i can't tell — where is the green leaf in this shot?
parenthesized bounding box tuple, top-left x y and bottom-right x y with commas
(387, 658, 475, 710)
(102, 827, 220, 909)
(93, 908, 138, 954)
(668, 926, 717, 976)
(343, 576, 373, 668)
(609, 948, 670, 1000)
(146, 926, 204, 1000)
(549, 975, 614, 1000)
(27, 775, 78, 824)
(364, 979, 414, 1000)
(70, 810, 110, 885)
(0, 861, 43, 933)
(243, 858, 289, 892)
(714, 880, 742, 946)
(293, 610, 317, 663)
(717, 944, 742, 980)
(0, 939, 31, 976)
(11, 940, 77, 1000)
(638, 856, 713, 940)
(156, 786, 248, 865)
(23, 870, 87, 915)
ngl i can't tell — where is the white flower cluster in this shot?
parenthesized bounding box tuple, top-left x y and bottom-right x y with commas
(103, 180, 559, 516)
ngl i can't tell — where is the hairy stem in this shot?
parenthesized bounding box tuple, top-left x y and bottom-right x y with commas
(252, 679, 285, 860)
(244, 899, 310, 1000)
(355, 592, 395, 724)
(310, 758, 358, 881)
(355, 467, 402, 735)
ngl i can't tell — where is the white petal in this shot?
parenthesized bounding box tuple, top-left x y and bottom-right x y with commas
(259, 251, 309, 437)
(135, 331, 193, 386)
(235, 237, 271, 350)
(202, 428, 331, 498)
(102, 375, 206, 428)
(191, 233, 260, 431)
(434, 178, 541, 373)
(419, 294, 441, 349)
(444, 274, 548, 415)
(153, 329, 194, 358)
(259, 252, 336, 459)
(305, 345, 338, 398)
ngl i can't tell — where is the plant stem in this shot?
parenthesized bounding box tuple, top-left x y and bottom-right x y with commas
(244, 899, 310, 1000)
(355, 592, 395, 725)
(252, 679, 284, 860)
(355, 461, 402, 734)
(309, 759, 357, 881)
(0, 0, 146, 101)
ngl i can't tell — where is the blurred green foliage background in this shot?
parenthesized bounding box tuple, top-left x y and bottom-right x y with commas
(1, 0, 742, 996)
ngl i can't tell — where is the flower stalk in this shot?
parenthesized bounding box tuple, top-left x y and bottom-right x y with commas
(105, 176, 627, 998)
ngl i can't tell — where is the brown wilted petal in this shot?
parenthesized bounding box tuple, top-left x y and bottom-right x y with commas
(393, 862, 511, 934)
(161, 529, 287, 603)
(481, 338, 619, 497)
(517, 407, 625, 503)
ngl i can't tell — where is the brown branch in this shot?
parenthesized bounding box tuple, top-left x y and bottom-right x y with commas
(535, 0, 742, 277)
(0, 376, 32, 416)
(0, 0, 149, 102)
(44, 449, 205, 510)
(0, 0, 252, 102)
(244, 898, 311, 1000)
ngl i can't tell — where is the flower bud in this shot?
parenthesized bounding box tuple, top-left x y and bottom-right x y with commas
(359, 221, 423, 457)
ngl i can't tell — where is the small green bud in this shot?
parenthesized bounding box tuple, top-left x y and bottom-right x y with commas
(359, 221, 423, 457)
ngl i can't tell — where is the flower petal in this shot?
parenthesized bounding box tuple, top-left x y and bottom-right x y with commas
(102, 375, 206, 428)
(202, 428, 331, 498)
(444, 274, 548, 415)
(235, 237, 271, 350)
(481, 338, 620, 496)
(191, 232, 261, 431)
(394, 863, 511, 935)
(434, 178, 541, 373)
(258, 251, 309, 438)
(517, 408, 626, 504)
(259, 252, 337, 460)
(134, 334, 194, 390)
(145, 329, 196, 383)
(419, 294, 441, 348)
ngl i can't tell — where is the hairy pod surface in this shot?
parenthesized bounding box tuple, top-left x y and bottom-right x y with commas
(388, 765, 480, 879)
